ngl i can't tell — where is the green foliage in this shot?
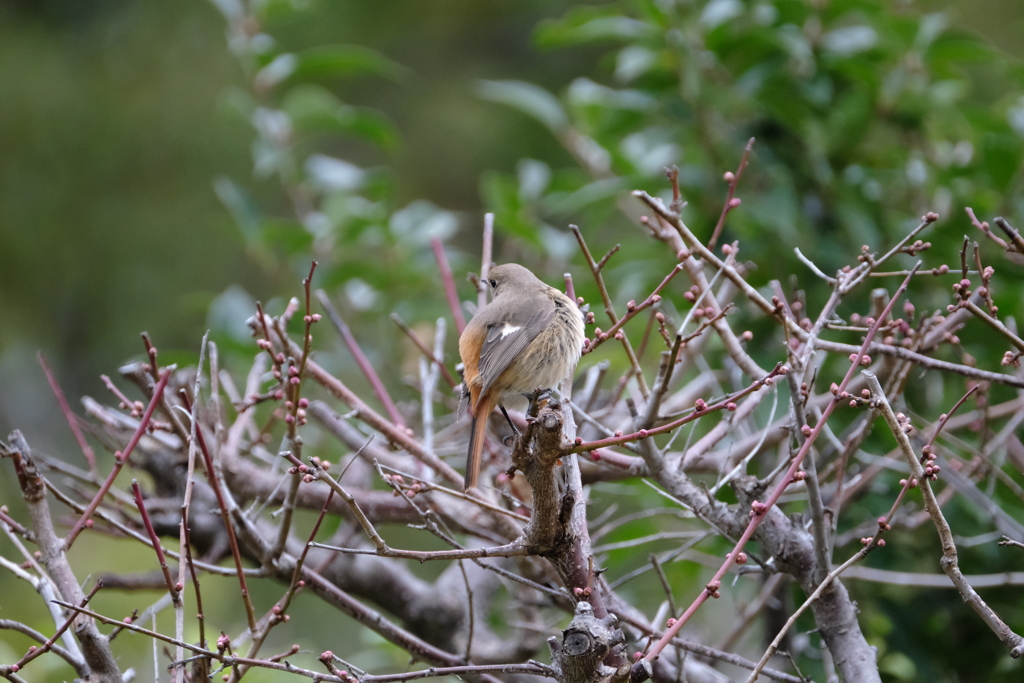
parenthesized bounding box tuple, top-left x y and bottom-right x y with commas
(480, 0, 1024, 293)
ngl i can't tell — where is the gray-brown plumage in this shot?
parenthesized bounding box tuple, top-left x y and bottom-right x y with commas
(458, 263, 585, 490)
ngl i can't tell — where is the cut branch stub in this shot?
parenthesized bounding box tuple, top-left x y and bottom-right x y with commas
(552, 601, 628, 683)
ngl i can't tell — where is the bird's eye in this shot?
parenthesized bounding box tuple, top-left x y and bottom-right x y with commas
(489, 279, 497, 288)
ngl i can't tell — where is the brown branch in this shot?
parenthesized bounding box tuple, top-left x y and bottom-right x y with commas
(2, 582, 102, 678)
(964, 300, 1024, 352)
(184, 392, 258, 632)
(639, 263, 919, 675)
(357, 662, 554, 683)
(581, 264, 683, 355)
(966, 207, 1010, 250)
(865, 372, 1024, 659)
(1, 432, 122, 682)
(994, 216, 1024, 253)
(568, 364, 787, 454)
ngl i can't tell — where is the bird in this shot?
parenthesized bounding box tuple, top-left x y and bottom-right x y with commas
(458, 263, 585, 491)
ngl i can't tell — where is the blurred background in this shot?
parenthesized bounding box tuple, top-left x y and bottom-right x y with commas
(3, 0, 1024, 681)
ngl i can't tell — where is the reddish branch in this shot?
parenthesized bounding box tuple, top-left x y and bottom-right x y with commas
(65, 368, 172, 550)
(37, 352, 97, 473)
(432, 236, 467, 335)
(707, 137, 754, 251)
(131, 480, 181, 605)
(317, 289, 407, 429)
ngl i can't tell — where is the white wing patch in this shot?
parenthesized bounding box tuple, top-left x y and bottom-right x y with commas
(499, 324, 521, 339)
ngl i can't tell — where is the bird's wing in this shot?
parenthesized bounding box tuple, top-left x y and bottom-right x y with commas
(476, 305, 555, 398)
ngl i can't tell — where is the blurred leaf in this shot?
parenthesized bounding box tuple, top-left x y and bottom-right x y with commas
(615, 46, 658, 83)
(699, 0, 744, 29)
(289, 45, 409, 83)
(207, 285, 257, 344)
(879, 651, 917, 680)
(477, 79, 569, 133)
(480, 171, 543, 247)
(518, 158, 552, 202)
(567, 78, 657, 111)
(283, 84, 399, 149)
(261, 218, 314, 255)
(254, 53, 297, 91)
(821, 25, 878, 57)
(536, 9, 655, 48)
(305, 154, 365, 193)
(926, 34, 996, 64)
(543, 176, 629, 215)
(389, 200, 458, 246)
(213, 176, 262, 247)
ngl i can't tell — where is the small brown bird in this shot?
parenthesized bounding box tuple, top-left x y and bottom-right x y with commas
(458, 263, 585, 491)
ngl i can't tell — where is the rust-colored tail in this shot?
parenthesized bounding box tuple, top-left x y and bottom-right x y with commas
(465, 393, 494, 491)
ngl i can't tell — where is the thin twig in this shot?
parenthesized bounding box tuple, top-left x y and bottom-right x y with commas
(432, 236, 467, 335)
(391, 313, 458, 389)
(571, 223, 650, 397)
(317, 289, 406, 429)
(184, 392, 258, 632)
(865, 372, 1024, 659)
(131, 480, 181, 604)
(994, 216, 1024, 253)
(641, 263, 920, 666)
(478, 213, 494, 310)
(37, 352, 97, 473)
(65, 368, 172, 550)
(707, 137, 754, 251)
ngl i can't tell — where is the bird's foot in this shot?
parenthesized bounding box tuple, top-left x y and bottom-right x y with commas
(522, 387, 553, 418)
